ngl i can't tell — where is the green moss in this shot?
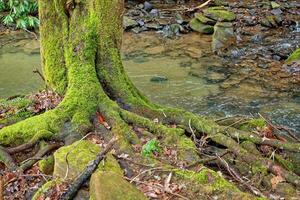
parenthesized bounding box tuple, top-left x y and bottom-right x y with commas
(38, 1, 68, 94)
(175, 168, 261, 199)
(285, 48, 300, 64)
(203, 7, 236, 22)
(240, 118, 266, 131)
(251, 161, 268, 175)
(194, 13, 216, 25)
(189, 18, 214, 34)
(38, 155, 54, 175)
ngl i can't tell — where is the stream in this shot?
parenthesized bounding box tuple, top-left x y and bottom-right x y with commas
(0, 30, 299, 133)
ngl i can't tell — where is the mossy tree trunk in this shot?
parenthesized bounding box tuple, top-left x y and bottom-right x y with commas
(1, 0, 300, 199)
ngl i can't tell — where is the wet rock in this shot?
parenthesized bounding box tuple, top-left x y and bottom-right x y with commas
(189, 18, 214, 34)
(261, 15, 282, 28)
(160, 24, 183, 37)
(150, 75, 168, 82)
(271, 1, 280, 9)
(145, 22, 161, 30)
(179, 61, 192, 68)
(194, 13, 216, 25)
(123, 16, 138, 29)
(205, 71, 228, 83)
(212, 22, 235, 52)
(203, 7, 236, 22)
(144, 46, 165, 55)
(175, 13, 184, 24)
(213, 0, 229, 6)
(251, 34, 264, 43)
(185, 46, 203, 58)
(271, 8, 283, 15)
(143, 1, 153, 12)
(149, 9, 159, 17)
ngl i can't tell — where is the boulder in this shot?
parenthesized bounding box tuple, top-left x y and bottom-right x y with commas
(212, 22, 235, 52)
(189, 18, 214, 34)
(203, 7, 236, 22)
(123, 16, 138, 29)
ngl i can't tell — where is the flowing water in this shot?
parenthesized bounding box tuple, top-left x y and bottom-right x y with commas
(0, 31, 299, 133)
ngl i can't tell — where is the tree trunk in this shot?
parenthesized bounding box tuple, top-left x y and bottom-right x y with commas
(1, 0, 300, 199)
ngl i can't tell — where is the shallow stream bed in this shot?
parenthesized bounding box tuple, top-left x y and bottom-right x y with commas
(0, 31, 299, 133)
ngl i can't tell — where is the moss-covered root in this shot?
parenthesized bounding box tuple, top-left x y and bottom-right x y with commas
(175, 168, 263, 200)
(120, 109, 199, 164)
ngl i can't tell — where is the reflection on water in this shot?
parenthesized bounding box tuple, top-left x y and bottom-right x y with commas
(0, 31, 299, 133)
(0, 52, 42, 97)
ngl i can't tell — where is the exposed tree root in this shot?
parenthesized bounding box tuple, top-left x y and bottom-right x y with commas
(0, 146, 16, 171)
(20, 143, 62, 171)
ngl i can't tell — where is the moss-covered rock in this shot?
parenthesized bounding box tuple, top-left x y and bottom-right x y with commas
(261, 15, 282, 28)
(53, 140, 146, 200)
(203, 7, 236, 22)
(212, 22, 235, 51)
(194, 13, 216, 25)
(189, 18, 214, 34)
(285, 48, 300, 64)
(38, 155, 54, 175)
(239, 118, 267, 131)
(90, 171, 147, 200)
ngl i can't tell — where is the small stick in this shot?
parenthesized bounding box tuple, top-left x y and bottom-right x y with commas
(24, 28, 38, 40)
(217, 155, 265, 198)
(33, 68, 45, 82)
(60, 137, 118, 200)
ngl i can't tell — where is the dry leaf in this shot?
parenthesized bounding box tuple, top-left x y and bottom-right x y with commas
(271, 175, 285, 189)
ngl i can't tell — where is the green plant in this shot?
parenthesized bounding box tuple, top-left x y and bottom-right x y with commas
(142, 139, 161, 157)
(0, 0, 39, 29)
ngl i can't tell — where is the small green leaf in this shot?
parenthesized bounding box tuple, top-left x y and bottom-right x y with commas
(142, 139, 161, 157)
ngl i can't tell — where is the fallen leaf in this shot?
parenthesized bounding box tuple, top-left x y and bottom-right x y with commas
(271, 175, 285, 189)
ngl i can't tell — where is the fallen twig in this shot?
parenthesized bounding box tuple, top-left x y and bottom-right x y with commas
(217, 155, 265, 198)
(33, 68, 45, 82)
(60, 137, 118, 200)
